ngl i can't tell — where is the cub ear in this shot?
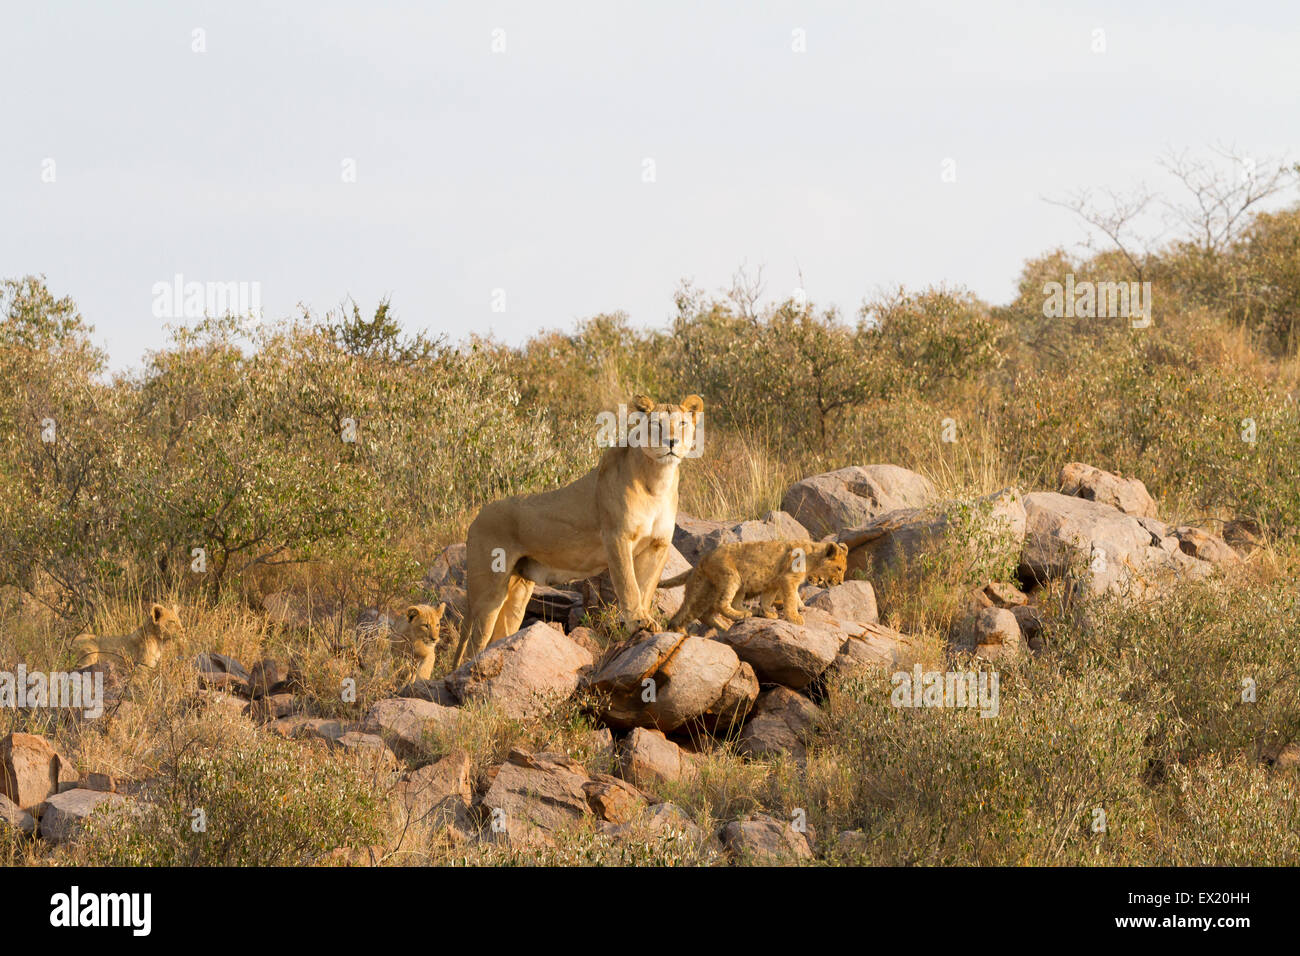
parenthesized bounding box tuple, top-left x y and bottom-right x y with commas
(836, 543, 849, 557)
(435, 602, 447, 617)
(680, 394, 704, 417)
(150, 603, 166, 623)
(632, 395, 655, 414)
(823, 542, 838, 558)
(406, 606, 421, 622)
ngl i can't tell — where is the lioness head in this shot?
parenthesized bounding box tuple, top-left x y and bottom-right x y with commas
(394, 603, 446, 657)
(630, 394, 704, 465)
(144, 602, 185, 642)
(807, 542, 849, 587)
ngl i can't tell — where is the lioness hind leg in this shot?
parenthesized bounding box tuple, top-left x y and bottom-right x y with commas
(492, 575, 534, 643)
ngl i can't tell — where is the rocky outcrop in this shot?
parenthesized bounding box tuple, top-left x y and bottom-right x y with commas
(1059, 462, 1158, 518)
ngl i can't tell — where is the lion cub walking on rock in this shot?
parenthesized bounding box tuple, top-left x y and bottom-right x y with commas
(661, 539, 848, 631)
(73, 603, 185, 668)
(390, 603, 447, 680)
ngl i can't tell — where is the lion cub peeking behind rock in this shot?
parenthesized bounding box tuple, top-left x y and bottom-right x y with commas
(661, 539, 849, 631)
(390, 603, 447, 680)
(73, 603, 185, 668)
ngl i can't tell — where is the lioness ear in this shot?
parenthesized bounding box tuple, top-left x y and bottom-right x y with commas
(406, 606, 420, 622)
(680, 394, 703, 417)
(151, 603, 166, 623)
(632, 394, 655, 414)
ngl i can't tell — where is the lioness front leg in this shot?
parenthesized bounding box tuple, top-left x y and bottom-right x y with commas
(603, 531, 650, 631)
(632, 538, 671, 623)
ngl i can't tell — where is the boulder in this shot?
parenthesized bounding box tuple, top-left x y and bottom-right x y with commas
(713, 617, 843, 690)
(720, 813, 814, 864)
(591, 633, 757, 732)
(582, 774, 647, 824)
(362, 698, 461, 759)
(445, 622, 591, 720)
(781, 465, 937, 538)
(1059, 462, 1158, 518)
(804, 580, 879, 624)
(954, 606, 1023, 659)
(619, 727, 689, 790)
(737, 687, 821, 762)
(37, 789, 132, 844)
(1019, 492, 1211, 597)
(1, 733, 66, 810)
(673, 511, 810, 564)
(479, 750, 591, 845)
(393, 750, 473, 831)
(246, 692, 299, 722)
(837, 488, 1026, 576)
(1223, 518, 1262, 555)
(1169, 526, 1242, 567)
(247, 657, 293, 698)
(394, 678, 458, 706)
(332, 731, 399, 770)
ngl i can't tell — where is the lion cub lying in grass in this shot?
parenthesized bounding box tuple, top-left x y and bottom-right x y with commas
(662, 539, 849, 631)
(390, 603, 447, 680)
(73, 603, 185, 668)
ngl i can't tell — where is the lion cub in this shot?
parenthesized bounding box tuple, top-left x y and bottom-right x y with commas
(390, 603, 447, 680)
(73, 603, 185, 668)
(662, 539, 849, 631)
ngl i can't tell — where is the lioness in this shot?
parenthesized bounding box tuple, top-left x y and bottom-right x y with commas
(662, 539, 848, 631)
(73, 603, 185, 668)
(390, 603, 447, 680)
(450, 394, 703, 667)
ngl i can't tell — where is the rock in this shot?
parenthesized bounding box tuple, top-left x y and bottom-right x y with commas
(805, 580, 879, 624)
(720, 813, 814, 864)
(0, 793, 35, 836)
(1169, 526, 1242, 567)
(592, 633, 757, 732)
(1011, 605, 1045, 649)
(81, 771, 117, 793)
(332, 732, 399, 769)
(1223, 518, 1262, 555)
(37, 788, 131, 844)
(445, 622, 591, 720)
(824, 622, 917, 680)
(362, 698, 461, 759)
(479, 749, 591, 845)
(194, 652, 250, 682)
(565, 626, 605, 659)
(714, 617, 843, 690)
(196, 670, 250, 696)
(781, 465, 937, 539)
(1, 733, 67, 810)
(983, 581, 1028, 607)
(837, 488, 1026, 576)
(601, 800, 710, 848)
(393, 750, 472, 831)
(192, 689, 251, 720)
(1019, 492, 1212, 597)
(287, 717, 353, 743)
(246, 692, 299, 722)
(673, 511, 811, 565)
(1059, 462, 1158, 518)
(582, 774, 647, 824)
(394, 678, 458, 706)
(424, 542, 467, 591)
(247, 657, 292, 698)
(954, 606, 1023, 658)
(737, 687, 821, 762)
(577, 727, 616, 766)
(619, 727, 688, 790)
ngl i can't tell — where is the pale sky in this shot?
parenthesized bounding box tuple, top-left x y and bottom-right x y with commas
(3, 1, 1298, 369)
